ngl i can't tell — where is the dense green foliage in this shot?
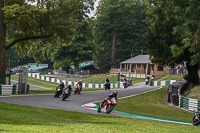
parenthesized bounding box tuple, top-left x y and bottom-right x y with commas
(0, 0, 94, 74)
(28, 1, 95, 73)
(93, 0, 148, 69)
(145, 0, 200, 84)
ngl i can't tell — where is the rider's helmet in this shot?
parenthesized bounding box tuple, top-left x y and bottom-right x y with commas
(113, 91, 118, 96)
(68, 84, 71, 87)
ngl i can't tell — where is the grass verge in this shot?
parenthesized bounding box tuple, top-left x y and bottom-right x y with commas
(82, 74, 145, 85)
(115, 86, 193, 123)
(0, 102, 199, 133)
(156, 75, 184, 81)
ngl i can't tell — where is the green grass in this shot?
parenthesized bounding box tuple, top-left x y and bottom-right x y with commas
(83, 74, 145, 85)
(115, 86, 193, 123)
(11, 75, 59, 90)
(11, 74, 145, 95)
(11, 75, 106, 94)
(156, 75, 184, 81)
(185, 85, 200, 100)
(0, 102, 199, 133)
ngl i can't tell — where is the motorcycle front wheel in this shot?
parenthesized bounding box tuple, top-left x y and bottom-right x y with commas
(192, 116, 200, 126)
(54, 92, 58, 97)
(106, 104, 114, 114)
(62, 94, 68, 101)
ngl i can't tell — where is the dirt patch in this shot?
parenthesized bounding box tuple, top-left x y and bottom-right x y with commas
(163, 91, 168, 104)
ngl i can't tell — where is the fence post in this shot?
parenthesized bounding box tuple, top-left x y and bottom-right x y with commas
(12, 84, 16, 94)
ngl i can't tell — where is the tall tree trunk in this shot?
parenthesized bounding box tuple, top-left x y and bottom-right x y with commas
(74, 60, 79, 74)
(111, 30, 116, 67)
(0, 0, 6, 74)
(186, 63, 199, 85)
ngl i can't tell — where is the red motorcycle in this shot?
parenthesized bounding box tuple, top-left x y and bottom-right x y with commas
(97, 97, 117, 114)
(74, 84, 82, 94)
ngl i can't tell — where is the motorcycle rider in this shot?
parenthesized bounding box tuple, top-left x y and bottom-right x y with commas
(65, 84, 72, 96)
(97, 91, 118, 113)
(122, 76, 128, 88)
(105, 78, 110, 90)
(78, 80, 82, 91)
(145, 76, 150, 85)
(58, 82, 65, 92)
(78, 80, 82, 87)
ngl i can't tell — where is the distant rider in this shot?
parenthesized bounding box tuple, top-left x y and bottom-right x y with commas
(98, 91, 118, 113)
(145, 76, 150, 85)
(105, 78, 110, 90)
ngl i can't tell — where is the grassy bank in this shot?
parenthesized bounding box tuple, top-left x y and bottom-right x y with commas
(82, 74, 145, 85)
(11, 75, 105, 94)
(115, 86, 193, 123)
(156, 75, 184, 81)
(0, 102, 199, 133)
(156, 75, 200, 100)
(11, 74, 145, 94)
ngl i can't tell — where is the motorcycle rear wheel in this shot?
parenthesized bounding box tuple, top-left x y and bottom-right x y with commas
(106, 104, 114, 114)
(192, 116, 200, 126)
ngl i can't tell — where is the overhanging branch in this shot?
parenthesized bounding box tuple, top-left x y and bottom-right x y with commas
(6, 35, 53, 51)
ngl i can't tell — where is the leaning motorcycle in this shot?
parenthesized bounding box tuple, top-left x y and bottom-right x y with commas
(74, 84, 82, 94)
(54, 86, 62, 97)
(97, 97, 117, 114)
(62, 88, 71, 101)
(123, 81, 128, 88)
(192, 110, 200, 126)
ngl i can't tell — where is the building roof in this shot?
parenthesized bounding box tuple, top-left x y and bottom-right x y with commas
(121, 55, 151, 64)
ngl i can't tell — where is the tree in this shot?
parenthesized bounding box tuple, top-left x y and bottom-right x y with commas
(0, 0, 82, 74)
(28, 0, 96, 73)
(94, 0, 148, 69)
(146, 0, 200, 84)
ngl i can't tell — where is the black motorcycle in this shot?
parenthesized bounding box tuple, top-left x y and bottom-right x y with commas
(192, 110, 200, 126)
(104, 82, 110, 90)
(54, 86, 63, 97)
(62, 88, 71, 101)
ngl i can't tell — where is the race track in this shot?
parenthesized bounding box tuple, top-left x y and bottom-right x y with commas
(0, 82, 159, 115)
(0, 83, 193, 125)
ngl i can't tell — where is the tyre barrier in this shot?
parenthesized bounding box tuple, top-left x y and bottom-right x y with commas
(0, 84, 17, 95)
